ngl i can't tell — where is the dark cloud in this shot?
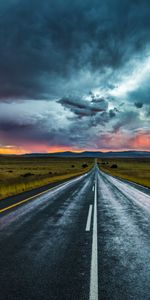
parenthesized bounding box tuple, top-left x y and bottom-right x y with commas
(0, 120, 33, 132)
(146, 108, 150, 117)
(109, 108, 118, 118)
(1, 0, 150, 100)
(0, 99, 117, 150)
(0, 111, 88, 148)
(128, 76, 150, 106)
(134, 102, 143, 108)
(58, 95, 108, 118)
(112, 111, 140, 133)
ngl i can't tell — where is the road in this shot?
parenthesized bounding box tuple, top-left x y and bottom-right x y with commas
(0, 165, 150, 300)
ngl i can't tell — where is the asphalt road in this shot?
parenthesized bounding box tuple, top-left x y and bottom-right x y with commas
(0, 165, 150, 300)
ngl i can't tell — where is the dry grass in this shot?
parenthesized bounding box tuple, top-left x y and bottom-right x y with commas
(0, 156, 93, 199)
(98, 158, 150, 188)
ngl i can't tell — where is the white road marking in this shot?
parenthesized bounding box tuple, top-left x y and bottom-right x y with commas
(85, 205, 93, 232)
(92, 186, 95, 192)
(89, 174, 98, 300)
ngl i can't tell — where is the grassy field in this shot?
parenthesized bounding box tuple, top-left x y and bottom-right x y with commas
(98, 158, 150, 188)
(0, 156, 94, 200)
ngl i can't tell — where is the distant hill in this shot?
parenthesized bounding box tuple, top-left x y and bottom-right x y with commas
(24, 150, 150, 158)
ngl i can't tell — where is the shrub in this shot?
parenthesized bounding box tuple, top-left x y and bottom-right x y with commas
(82, 163, 88, 168)
(21, 172, 34, 177)
(110, 164, 118, 169)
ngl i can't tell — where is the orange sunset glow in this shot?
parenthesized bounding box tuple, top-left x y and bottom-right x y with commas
(0, 130, 150, 155)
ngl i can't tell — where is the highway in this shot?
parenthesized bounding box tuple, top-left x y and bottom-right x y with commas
(0, 165, 150, 300)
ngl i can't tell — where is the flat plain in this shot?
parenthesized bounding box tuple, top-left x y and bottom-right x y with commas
(98, 157, 150, 188)
(1, 156, 150, 201)
(0, 156, 93, 199)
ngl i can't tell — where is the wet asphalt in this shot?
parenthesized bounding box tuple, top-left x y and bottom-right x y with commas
(0, 166, 150, 300)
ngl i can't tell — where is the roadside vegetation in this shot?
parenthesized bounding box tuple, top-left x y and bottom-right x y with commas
(0, 156, 93, 199)
(98, 158, 150, 188)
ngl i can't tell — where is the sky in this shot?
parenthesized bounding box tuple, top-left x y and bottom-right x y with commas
(0, 0, 150, 154)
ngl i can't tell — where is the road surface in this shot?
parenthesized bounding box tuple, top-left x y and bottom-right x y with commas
(0, 165, 150, 300)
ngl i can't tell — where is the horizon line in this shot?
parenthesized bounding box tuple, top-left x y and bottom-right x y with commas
(0, 149, 150, 156)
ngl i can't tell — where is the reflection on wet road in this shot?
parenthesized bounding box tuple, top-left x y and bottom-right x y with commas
(0, 165, 150, 299)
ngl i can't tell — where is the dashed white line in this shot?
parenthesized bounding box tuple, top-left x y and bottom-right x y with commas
(92, 185, 95, 192)
(85, 205, 93, 232)
(89, 174, 98, 300)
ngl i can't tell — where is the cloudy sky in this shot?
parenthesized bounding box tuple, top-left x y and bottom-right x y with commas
(0, 0, 150, 153)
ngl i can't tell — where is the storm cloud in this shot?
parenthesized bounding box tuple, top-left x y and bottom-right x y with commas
(59, 95, 108, 118)
(0, 0, 150, 151)
(0, 0, 150, 100)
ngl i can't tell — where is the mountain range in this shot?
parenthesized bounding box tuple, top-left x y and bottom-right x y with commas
(24, 151, 150, 158)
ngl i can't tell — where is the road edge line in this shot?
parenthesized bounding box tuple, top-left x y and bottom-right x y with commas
(0, 172, 89, 213)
